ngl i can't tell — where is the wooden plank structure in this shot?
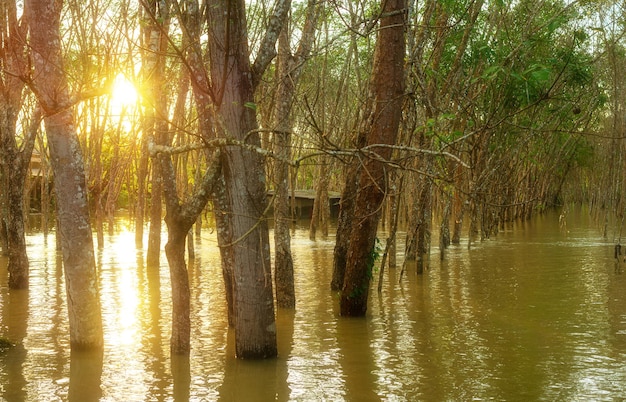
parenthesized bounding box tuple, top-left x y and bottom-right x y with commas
(266, 189, 341, 219)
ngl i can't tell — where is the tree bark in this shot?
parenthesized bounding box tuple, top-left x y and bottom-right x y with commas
(27, 0, 103, 349)
(339, 0, 406, 316)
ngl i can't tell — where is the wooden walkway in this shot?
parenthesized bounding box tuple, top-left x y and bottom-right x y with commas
(267, 189, 340, 200)
(266, 189, 341, 218)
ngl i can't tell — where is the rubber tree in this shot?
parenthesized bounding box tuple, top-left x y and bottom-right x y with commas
(272, 0, 322, 309)
(140, 0, 166, 269)
(167, 0, 291, 358)
(0, 0, 35, 289)
(26, 0, 103, 350)
(205, 0, 293, 358)
(338, 0, 406, 316)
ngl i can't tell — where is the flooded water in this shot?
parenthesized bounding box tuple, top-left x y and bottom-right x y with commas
(1, 207, 626, 401)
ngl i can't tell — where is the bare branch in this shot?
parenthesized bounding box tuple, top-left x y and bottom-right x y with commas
(148, 135, 469, 174)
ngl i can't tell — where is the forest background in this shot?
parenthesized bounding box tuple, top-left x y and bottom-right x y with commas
(1, 0, 625, 359)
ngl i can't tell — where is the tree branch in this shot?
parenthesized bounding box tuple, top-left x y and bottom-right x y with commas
(250, 0, 292, 89)
(148, 135, 469, 172)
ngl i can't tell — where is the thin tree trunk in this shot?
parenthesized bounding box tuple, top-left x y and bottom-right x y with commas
(141, 0, 167, 270)
(272, 27, 296, 308)
(310, 159, 331, 240)
(378, 173, 402, 293)
(135, 135, 149, 247)
(272, 0, 320, 308)
(2, 111, 41, 289)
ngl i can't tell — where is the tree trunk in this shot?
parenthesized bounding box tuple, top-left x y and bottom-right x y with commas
(27, 0, 103, 349)
(207, 0, 288, 358)
(160, 148, 221, 354)
(164, 225, 191, 353)
(135, 135, 149, 247)
(1, 110, 40, 289)
(339, 0, 406, 316)
(310, 159, 331, 240)
(140, 0, 167, 270)
(0, 0, 31, 289)
(331, 161, 361, 291)
(272, 0, 320, 308)
(0, 172, 8, 256)
(272, 27, 296, 309)
(1, 126, 29, 289)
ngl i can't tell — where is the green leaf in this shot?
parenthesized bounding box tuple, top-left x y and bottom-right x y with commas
(530, 68, 551, 83)
(483, 65, 503, 80)
(244, 102, 257, 111)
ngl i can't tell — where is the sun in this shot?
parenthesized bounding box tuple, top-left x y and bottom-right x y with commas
(110, 73, 139, 111)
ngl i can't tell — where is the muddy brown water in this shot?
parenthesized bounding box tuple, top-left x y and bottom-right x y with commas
(1, 208, 625, 401)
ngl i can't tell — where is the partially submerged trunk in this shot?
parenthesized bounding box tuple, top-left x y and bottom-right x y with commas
(310, 159, 331, 240)
(141, 0, 167, 270)
(135, 135, 149, 247)
(27, 0, 103, 349)
(161, 152, 221, 354)
(207, 0, 289, 358)
(339, 0, 406, 316)
(1, 127, 29, 289)
(272, 27, 296, 309)
(0, 1, 32, 289)
(2, 111, 40, 289)
(331, 161, 361, 291)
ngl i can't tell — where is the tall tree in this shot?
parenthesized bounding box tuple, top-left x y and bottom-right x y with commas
(272, 0, 322, 309)
(339, 0, 406, 316)
(0, 0, 34, 289)
(206, 0, 290, 358)
(140, 0, 166, 269)
(160, 0, 290, 358)
(26, 0, 103, 349)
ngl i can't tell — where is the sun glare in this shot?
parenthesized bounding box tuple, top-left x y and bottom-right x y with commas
(110, 73, 139, 111)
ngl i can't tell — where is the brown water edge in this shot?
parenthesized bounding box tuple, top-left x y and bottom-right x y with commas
(1, 206, 626, 400)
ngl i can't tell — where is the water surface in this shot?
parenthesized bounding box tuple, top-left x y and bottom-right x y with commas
(1, 209, 625, 400)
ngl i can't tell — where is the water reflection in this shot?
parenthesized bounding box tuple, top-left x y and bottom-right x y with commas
(0, 287, 28, 401)
(0, 209, 625, 400)
(68, 349, 103, 402)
